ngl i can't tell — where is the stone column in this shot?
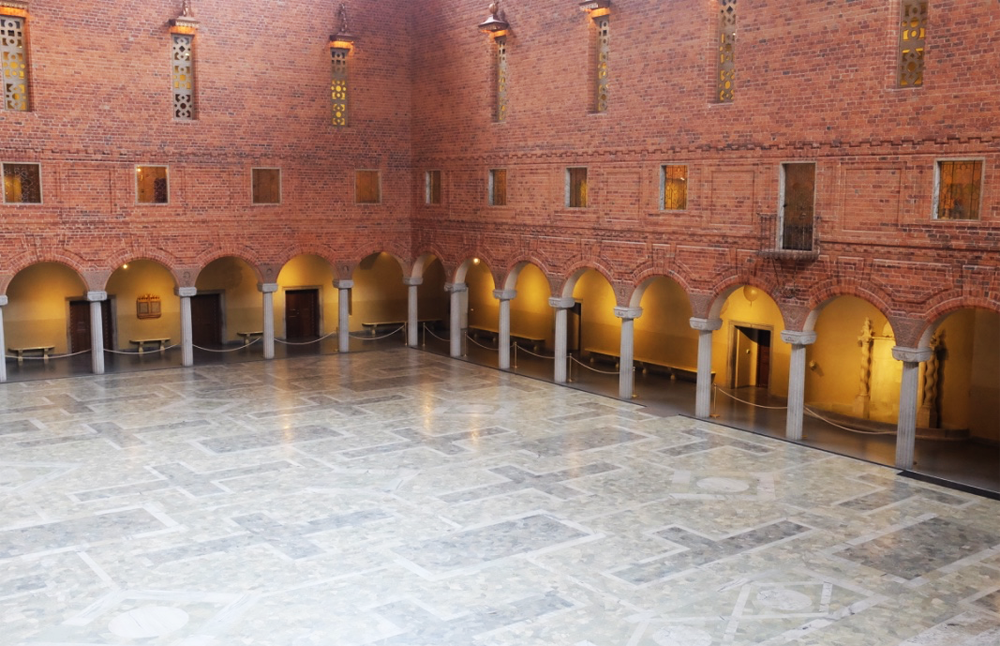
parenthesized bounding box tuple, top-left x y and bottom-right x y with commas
(615, 307, 643, 400)
(444, 282, 467, 358)
(0, 295, 7, 383)
(404, 277, 423, 348)
(549, 296, 575, 383)
(690, 317, 723, 418)
(334, 279, 353, 354)
(780, 330, 817, 441)
(258, 283, 279, 359)
(493, 289, 517, 370)
(176, 287, 197, 367)
(87, 291, 107, 375)
(892, 346, 932, 470)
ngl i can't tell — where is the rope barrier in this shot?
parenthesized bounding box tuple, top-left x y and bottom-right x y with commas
(424, 326, 451, 343)
(512, 342, 554, 360)
(569, 355, 620, 375)
(193, 337, 262, 353)
(104, 344, 181, 355)
(4, 348, 92, 360)
(465, 333, 497, 351)
(713, 385, 789, 410)
(276, 330, 339, 346)
(348, 326, 404, 341)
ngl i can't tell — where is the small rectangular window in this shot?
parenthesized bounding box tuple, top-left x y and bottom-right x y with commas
(2, 162, 41, 203)
(136, 166, 169, 204)
(935, 160, 982, 220)
(252, 168, 281, 204)
(780, 163, 815, 251)
(355, 170, 380, 204)
(0, 15, 29, 112)
(661, 165, 688, 210)
(489, 169, 507, 206)
(426, 170, 441, 205)
(567, 167, 588, 208)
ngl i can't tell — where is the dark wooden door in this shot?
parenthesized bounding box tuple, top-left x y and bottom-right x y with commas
(285, 289, 319, 339)
(69, 300, 113, 352)
(756, 330, 771, 388)
(191, 293, 222, 347)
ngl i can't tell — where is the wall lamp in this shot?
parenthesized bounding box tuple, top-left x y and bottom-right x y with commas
(329, 3, 356, 51)
(478, 1, 509, 37)
(579, 0, 611, 16)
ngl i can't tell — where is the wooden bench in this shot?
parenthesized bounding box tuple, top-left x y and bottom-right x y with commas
(469, 325, 546, 352)
(585, 347, 620, 369)
(636, 357, 715, 383)
(8, 346, 56, 364)
(361, 319, 441, 335)
(237, 331, 263, 346)
(129, 338, 170, 354)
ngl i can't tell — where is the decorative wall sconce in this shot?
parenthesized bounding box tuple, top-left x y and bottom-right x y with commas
(329, 3, 356, 51)
(478, 1, 509, 37)
(169, 0, 199, 33)
(579, 0, 611, 16)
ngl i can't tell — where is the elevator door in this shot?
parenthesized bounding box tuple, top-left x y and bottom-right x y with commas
(191, 293, 223, 347)
(69, 300, 113, 352)
(285, 289, 320, 339)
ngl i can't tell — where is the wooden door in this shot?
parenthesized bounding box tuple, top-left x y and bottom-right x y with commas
(285, 289, 319, 339)
(756, 330, 771, 388)
(69, 300, 113, 352)
(191, 293, 222, 347)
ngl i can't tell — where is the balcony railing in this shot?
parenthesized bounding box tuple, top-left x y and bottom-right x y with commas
(757, 213, 820, 260)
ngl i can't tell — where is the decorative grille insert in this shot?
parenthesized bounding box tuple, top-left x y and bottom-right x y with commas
(331, 48, 348, 126)
(496, 37, 508, 122)
(172, 34, 194, 119)
(897, 0, 927, 88)
(936, 161, 982, 220)
(595, 16, 609, 112)
(1, 16, 28, 111)
(717, 0, 736, 103)
(2, 162, 40, 203)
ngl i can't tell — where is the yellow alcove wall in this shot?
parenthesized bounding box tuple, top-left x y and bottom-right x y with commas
(275, 255, 337, 337)
(634, 277, 696, 368)
(572, 270, 619, 356)
(417, 259, 449, 324)
(935, 309, 999, 441)
(466, 261, 497, 329)
(351, 253, 407, 330)
(106, 260, 180, 349)
(510, 264, 553, 347)
(713, 287, 790, 396)
(5, 262, 87, 353)
(196, 257, 260, 342)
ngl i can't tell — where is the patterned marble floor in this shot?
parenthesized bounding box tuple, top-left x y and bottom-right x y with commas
(0, 348, 998, 646)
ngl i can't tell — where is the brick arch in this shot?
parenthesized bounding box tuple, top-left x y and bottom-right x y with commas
(627, 269, 695, 309)
(917, 297, 1000, 348)
(272, 245, 338, 272)
(100, 249, 183, 290)
(0, 257, 88, 295)
(4, 249, 90, 284)
(193, 252, 265, 285)
(803, 281, 897, 337)
(341, 248, 409, 281)
(555, 260, 617, 299)
(452, 251, 500, 284)
(99, 257, 181, 292)
(410, 249, 446, 280)
(705, 274, 785, 324)
(500, 257, 556, 292)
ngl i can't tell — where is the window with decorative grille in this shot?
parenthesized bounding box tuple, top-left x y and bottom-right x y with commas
(495, 37, 508, 122)
(935, 161, 982, 220)
(489, 169, 507, 206)
(567, 168, 588, 208)
(252, 168, 281, 204)
(594, 15, 609, 112)
(1, 15, 29, 111)
(897, 0, 927, 88)
(356, 170, 380, 204)
(426, 170, 442, 205)
(137, 166, 169, 204)
(2, 162, 40, 203)
(172, 34, 195, 119)
(662, 165, 688, 211)
(717, 0, 736, 103)
(780, 163, 815, 251)
(331, 48, 349, 126)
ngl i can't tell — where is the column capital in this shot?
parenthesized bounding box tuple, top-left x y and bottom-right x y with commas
(444, 282, 467, 293)
(175, 287, 197, 298)
(614, 306, 643, 321)
(892, 346, 933, 363)
(548, 296, 576, 309)
(257, 282, 279, 294)
(690, 317, 722, 332)
(780, 330, 817, 346)
(86, 291, 108, 302)
(492, 288, 517, 301)
(0, 295, 7, 307)
(403, 277, 423, 287)
(333, 279, 354, 290)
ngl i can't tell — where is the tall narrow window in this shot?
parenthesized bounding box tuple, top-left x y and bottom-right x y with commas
(252, 168, 281, 204)
(172, 34, 195, 119)
(356, 170, 380, 204)
(717, 0, 736, 103)
(331, 47, 349, 126)
(1, 14, 29, 111)
(2, 162, 41, 203)
(934, 161, 982, 220)
(779, 163, 815, 251)
(567, 168, 588, 208)
(661, 165, 688, 211)
(426, 170, 442, 205)
(489, 169, 507, 206)
(594, 14, 609, 112)
(136, 166, 169, 204)
(495, 37, 508, 122)
(897, 0, 927, 88)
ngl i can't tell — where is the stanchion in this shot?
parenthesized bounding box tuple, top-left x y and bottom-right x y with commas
(711, 383, 720, 418)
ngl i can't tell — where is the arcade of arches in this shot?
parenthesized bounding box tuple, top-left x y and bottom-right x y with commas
(1, 252, 996, 492)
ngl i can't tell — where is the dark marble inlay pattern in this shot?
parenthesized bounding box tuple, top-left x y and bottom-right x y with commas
(393, 515, 587, 572)
(17, 419, 211, 449)
(548, 402, 649, 424)
(973, 589, 1000, 615)
(839, 474, 967, 512)
(199, 424, 343, 453)
(251, 394, 404, 419)
(0, 508, 166, 559)
(439, 462, 619, 503)
(839, 517, 999, 580)
(659, 428, 772, 458)
(341, 426, 510, 459)
(520, 427, 647, 457)
(0, 420, 40, 437)
(73, 461, 292, 501)
(615, 520, 811, 585)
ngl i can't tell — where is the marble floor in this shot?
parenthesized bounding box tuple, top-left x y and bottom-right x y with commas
(1, 348, 998, 646)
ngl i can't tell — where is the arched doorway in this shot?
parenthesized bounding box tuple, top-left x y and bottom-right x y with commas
(105, 259, 179, 365)
(195, 257, 260, 349)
